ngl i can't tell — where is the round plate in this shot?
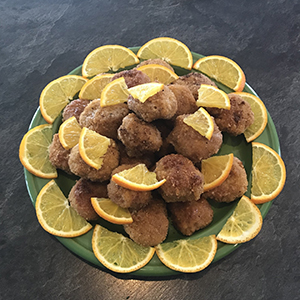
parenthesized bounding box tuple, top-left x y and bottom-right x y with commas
(24, 47, 280, 277)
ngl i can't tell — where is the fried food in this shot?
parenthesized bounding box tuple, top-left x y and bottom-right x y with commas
(68, 178, 108, 220)
(110, 69, 151, 88)
(79, 99, 100, 129)
(137, 58, 175, 72)
(124, 198, 169, 247)
(168, 197, 213, 236)
(155, 154, 204, 202)
(206, 93, 254, 136)
(203, 157, 248, 203)
(62, 99, 90, 122)
(167, 115, 223, 163)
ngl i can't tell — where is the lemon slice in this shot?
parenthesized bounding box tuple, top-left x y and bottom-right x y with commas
(201, 153, 234, 191)
(155, 235, 217, 273)
(40, 75, 88, 123)
(19, 124, 57, 179)
(128, 82, 164, 103)
(92, 224, 155, 273)
(183, 107, 214, 140)
(137, 37, 193, 69)
(58, 116, 82, 150)
(251, 142, 286, 204)
(193, 55, 246, 92)
(78, 127, 111, 170)
(196, 84, 231, 109)
(112, 163, 166, 191)
(217, 195, 263, 244)
(35, 180, 92, 237)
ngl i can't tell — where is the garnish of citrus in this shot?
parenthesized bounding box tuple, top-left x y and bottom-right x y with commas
(183, 107, 214, 140)
(100, 77, 129, 107)
(136, 64, 179, 84)
(35, 180, 92, 237)
(155, 235, 217, 273)
(19, 124, 57, 179)
(91, 197, 133, 225)
(78, 127, 111, 170)
(40, 75, 88, 123)
(112, 163, 166, 192)
(217, 195, 263, 244)
(92, 224, 155, 273)
(82, 45, 139, 78)
(58, 116, 82, 150)
(137, 37, 193, 70)
(128, 82, 164, 103)
(201, 153, 234, 192)
(193, 55, 246, 92)
(196, 84, 231, 110)
(251, 142, 286, 204)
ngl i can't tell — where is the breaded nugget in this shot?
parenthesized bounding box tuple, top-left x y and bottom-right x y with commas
(62, 99, 90, 122)
(68, 142, 119, 182)
(79, 99, 100, 130)
(68, 178, 108, 220)
(168, 197, 214, 236)
(107, 164, 152, 210)
(124, 198, 169, 247)
(137, 58, 175, 72)
(167, 115, 223, 163)
(111, 69, 151, 88)
(203, 157, 248, 203)
(206, 93, 254, 136)
(155, 154, 204, 202)
(127, 85, 177, 122)
(172, 72, 217, 99)
(48, 134, 71, 174)
(117, 113, 162, 157)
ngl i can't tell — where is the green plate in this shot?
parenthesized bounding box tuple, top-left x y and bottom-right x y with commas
(24, 47, 280, 277)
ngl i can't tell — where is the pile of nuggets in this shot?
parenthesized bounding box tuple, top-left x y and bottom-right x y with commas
(49, 58, 254, 247)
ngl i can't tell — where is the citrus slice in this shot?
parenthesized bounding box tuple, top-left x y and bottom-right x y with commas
(233, 92, 268, 142)
(58, 116, 82, 150)
(251, 142, 286, 204)
(19, 124, 57, 179)
(79, 73, 115, 100)
(155, 235, 217, 273)
(78, 127, 111, 170)
(196, 84, 231, 110)
(137, 37, 193, 69)
(92, 224, 155, 273)
(91, 197, 133, 225)
(82, 45, 140, 78)
(36, 180, 92, 237)
(183, 107, 214, 140)
(128, 82, 164, 103)
(136, 64, 179, 84)
(216, 195, 263, 244)
(201, 153, 234, 192)
(111, 163, 166, 191)
(193, 55, 245, 92)
(100, 77, 129, 107)
(40, 75, 88, 123)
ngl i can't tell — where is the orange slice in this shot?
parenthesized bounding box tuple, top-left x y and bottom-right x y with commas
(127, 82, 164, 103)
(58, 116, 82, 150)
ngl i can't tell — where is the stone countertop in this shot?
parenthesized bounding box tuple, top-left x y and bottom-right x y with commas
(1, 0, 299, 299)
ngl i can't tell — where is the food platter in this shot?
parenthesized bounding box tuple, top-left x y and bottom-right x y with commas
(24, 47, 280, 277)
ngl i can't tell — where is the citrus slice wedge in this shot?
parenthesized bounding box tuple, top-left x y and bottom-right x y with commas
(82, 45, 139, 78)
(137, 37, 193, 69)
(111, 163, 166, 191)
(92, 224, 155, 273)
(58, 116, 82, 150)
(155, 235, 217, 273)
(251, 142, 286, 204)
(196, 84, 231, 109)
(19, 124, 57, 179)
(35, 180, 92, 237)
(128, 82, 164, 103)
(201, 153, 234, 192)
(183, 107, 214, 140)
(193, 55, 245, 92)
(216, 195, 263, 244)
(40, 75, 88, 123)
(91, 197, 133, 225)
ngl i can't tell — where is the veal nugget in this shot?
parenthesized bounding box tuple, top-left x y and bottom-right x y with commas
(62, 99, 90, 122)
(137, 58, 175, 72)
(110, 69, 151, 88)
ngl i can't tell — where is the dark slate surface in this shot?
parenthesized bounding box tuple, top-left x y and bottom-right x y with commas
(1, 0, 299, 299)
